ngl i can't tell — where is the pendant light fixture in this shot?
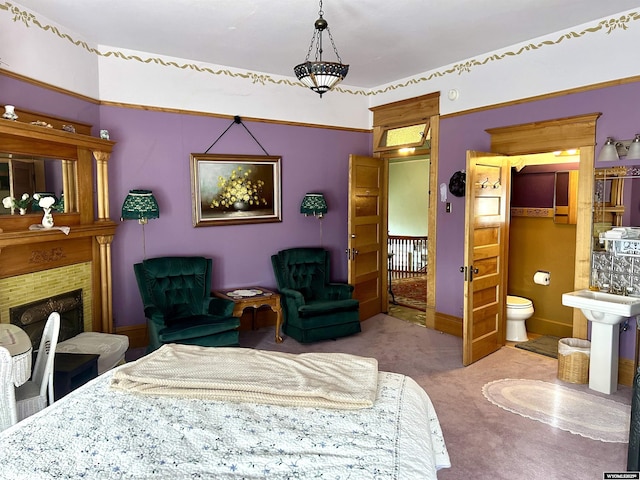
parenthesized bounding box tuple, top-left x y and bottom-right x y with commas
(294, 0, 349, 98)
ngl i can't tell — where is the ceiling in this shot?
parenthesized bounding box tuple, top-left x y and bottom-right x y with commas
(15, 0, 640, 88)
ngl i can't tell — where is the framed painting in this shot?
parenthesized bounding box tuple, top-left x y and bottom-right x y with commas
(190, 153, 282, 227)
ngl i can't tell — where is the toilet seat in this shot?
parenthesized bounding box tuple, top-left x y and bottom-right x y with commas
(507, 295, 532, 309)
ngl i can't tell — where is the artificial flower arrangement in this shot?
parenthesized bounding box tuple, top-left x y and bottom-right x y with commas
(1, 193, 60, 214)
(210, 166, 267, 210)
(33, 193, 56, 210)
(2, 193, 31, 212)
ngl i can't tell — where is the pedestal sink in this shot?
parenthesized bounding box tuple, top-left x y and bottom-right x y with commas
(562, 290, 640, 394)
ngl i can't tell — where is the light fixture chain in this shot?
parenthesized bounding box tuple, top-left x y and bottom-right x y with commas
(326, 27, 343, 64)
(304, 31, 316, 62)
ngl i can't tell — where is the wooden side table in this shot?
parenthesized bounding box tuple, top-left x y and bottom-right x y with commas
(213, 287, 284, 343)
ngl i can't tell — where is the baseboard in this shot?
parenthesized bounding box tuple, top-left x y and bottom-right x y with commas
(619, 357, 634, 387)
(434, 312, 462, 337)
(526, 316, 572, 338)
(114, 324, 148, 349)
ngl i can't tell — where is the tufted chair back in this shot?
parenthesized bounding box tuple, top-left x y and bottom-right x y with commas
(271, 247, 360, 343)
(272, 248, 329, 300)
(135, 256, 211, 319)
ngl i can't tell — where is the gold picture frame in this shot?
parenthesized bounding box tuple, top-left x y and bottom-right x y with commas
(190, 153, 282, 227)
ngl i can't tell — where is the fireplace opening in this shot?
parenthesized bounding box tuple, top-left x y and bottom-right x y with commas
(10, 289, 84, 352)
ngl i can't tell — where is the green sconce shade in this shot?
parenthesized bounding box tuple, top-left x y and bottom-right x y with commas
(121, 189, 160, 224)
(300, 193, 328, 218)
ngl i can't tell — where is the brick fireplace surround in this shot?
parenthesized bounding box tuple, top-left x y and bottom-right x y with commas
(1, 263, 93, 339)
(0, 106, 116, 337)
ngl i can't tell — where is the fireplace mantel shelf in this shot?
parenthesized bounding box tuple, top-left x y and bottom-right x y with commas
(0, 221, 117, 248)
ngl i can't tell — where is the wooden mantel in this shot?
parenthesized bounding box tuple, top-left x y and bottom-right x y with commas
(0, 110, 117, 333)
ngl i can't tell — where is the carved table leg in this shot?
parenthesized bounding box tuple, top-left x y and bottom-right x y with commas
(272, 296, 284, 343)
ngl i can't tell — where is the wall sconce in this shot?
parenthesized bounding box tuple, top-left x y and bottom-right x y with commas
(598, 135, 640, 162)
(121, 189, 160, 258)
(300, 193, 328, 245)
(628, 135, 640, 160)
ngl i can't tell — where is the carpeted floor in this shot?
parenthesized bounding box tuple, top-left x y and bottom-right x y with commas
(391, 275, 427, 310)
(238, 315, 632, 479)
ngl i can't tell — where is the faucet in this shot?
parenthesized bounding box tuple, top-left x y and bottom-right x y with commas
(611, 284, 634, 296)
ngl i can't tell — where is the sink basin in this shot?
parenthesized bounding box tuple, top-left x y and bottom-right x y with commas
(561, 289, 640, 394)
(561, 289, 640, 325)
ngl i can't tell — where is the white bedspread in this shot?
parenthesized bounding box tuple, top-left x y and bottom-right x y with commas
(110, 344, 379, 409)
(0, 363, 450, 479)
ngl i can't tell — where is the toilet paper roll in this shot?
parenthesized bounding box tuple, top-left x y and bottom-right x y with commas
(533, 271, 550, 286)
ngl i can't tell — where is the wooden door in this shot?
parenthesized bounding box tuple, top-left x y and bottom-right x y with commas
(348, 155, 386, 320)
(463, 151, 511, 366)
(10, 160, 35, 200)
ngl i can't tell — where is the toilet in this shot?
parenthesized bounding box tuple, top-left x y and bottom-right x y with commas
(506, 295, 534, 342)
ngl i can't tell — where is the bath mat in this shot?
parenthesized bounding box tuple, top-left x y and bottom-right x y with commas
(514, 335, 561, 358)
(482, 378, 630, 443)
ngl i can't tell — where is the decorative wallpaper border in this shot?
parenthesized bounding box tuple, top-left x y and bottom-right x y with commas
(510, 207, 553, 218)
(1, 2, 638, 97)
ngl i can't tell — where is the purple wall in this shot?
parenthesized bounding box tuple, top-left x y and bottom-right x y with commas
(1, 75, 101, 132)
(437, 80, 640, 359)
(511, 164, 580, 209)
(1, 74, 371, 331)
(6, 72, 640, 360)
(102, 107, 371, 328)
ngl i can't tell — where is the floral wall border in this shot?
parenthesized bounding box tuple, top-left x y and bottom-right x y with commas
(1, 2, 638, 98)
(510, 207, 553, 218)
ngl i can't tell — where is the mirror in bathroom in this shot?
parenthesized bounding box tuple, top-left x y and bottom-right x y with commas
(0, 153, 78, 216)
(592, 165, 640, 250)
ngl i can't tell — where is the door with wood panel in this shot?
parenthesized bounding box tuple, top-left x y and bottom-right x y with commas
(463, 151, 511, 366)
(11, 160, 35, 200)
(348, 155, 385, 320)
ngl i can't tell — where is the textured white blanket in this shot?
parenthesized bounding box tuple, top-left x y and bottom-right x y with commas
(110, 344, 379, 409)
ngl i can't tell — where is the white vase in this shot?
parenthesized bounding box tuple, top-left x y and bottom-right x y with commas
(2, 105, 17, 121)
(19, 208, 26, 215)
(41, 207, 54, 229)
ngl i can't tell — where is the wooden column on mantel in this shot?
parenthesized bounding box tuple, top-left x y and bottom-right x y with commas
(0, 108, 117, 333)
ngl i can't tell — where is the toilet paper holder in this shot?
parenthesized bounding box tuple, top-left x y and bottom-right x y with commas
(534, 270, 550, 285)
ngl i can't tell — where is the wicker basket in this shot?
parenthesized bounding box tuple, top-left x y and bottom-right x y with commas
(557, 338, 590, 384)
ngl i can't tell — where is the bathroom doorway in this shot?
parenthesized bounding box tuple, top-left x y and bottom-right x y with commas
(462, 113, 598, 365)
(507, 152, 580, 340)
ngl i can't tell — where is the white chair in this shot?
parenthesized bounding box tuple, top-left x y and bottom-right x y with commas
(15, 312, 60, 421)
(0, 346, 18, 431)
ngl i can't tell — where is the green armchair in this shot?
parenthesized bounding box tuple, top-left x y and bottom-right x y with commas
(271, 247, 361, 343)
(134, 256, 240, 352)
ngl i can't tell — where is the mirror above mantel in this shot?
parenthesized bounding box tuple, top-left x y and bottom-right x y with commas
(0, 153, 78, 216)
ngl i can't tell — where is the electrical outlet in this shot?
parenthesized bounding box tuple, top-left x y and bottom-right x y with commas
(446, 202, 451, 213)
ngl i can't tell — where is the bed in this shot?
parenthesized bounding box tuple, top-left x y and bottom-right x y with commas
(0, 345, 450, 479)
